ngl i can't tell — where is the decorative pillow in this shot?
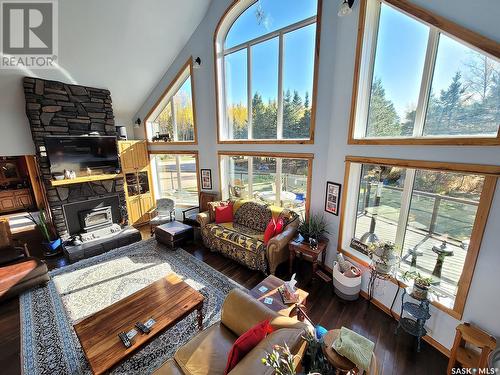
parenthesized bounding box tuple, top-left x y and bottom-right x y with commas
(233, 201, 272, 232)
(263, 219, 276, 244)
(215, 204, 233, 224)
(224, 320, 271, 374)
(279, 209, 299, 228)
(208, 201, 232, 222)
(274, 218, 285, 236)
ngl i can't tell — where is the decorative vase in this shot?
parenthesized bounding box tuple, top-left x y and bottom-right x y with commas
(42, 238, 62, 257)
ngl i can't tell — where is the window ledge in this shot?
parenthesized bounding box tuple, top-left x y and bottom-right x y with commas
(339, 246, 462, 320)
(148, 141, 198, 146)
(217, 139, 314, 145)
(348, 136, 500, 146)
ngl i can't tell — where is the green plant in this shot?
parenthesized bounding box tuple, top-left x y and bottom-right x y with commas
(402, 271, 433, 288)
(27, 209, 53, 242)
(298, 213, 329, 241)
(261, 342, 296, 375)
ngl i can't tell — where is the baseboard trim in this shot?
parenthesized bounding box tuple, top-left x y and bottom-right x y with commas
(358, 290, 451, 358)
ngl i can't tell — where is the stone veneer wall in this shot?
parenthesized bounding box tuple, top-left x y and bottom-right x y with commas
(23, 77, 127, 239)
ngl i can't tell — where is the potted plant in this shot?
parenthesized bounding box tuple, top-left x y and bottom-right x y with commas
(262, 343, 297, 375)
(402, 271, 433, 300)
(298, 213, 329, 243)
(367, 241, 399, 275)
(27, 209, 62, 257)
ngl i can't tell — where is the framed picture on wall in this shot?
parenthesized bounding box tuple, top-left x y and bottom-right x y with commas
(325, 181, 341, 216)
(200, 169, 212, 190)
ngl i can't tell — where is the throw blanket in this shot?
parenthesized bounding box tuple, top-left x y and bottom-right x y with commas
(332, 327, 374, 372)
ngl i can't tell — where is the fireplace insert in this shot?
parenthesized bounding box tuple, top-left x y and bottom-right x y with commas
(79, 206, 113, 232)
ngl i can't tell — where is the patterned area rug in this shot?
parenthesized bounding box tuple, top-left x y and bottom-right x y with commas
(20, 239, 242, 374)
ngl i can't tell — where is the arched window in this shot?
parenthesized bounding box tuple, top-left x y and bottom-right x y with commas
(215, 0, 320, 143)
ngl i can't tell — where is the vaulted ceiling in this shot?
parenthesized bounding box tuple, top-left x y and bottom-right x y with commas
(0, 0, 211, 155)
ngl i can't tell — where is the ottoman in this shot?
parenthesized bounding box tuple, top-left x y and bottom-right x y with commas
(155, 221, 194, 249)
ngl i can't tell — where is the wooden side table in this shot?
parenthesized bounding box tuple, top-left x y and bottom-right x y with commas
(288, 235, 328, 281)
(249, 275, 309, 318)
(322, 330, 356, 374)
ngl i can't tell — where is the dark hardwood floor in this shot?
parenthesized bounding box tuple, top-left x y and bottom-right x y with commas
(0, 224, 447, 374)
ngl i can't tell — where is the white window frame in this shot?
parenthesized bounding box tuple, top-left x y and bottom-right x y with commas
(352, 0, 500, 142)
(215, 0, 318, 142)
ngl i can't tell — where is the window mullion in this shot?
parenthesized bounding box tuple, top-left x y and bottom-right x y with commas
(175, 155, 182, 192)
(395, 168, 416, 252)
(247, 157, 253, 197)
(277, 33, 284, 140)
(356, 0, 381, 138)
(247, 45, 253, 140)
(221, 55, 231, 139)
(275, 158, 282, 206)
(413, 28, 439, 137)
(171, 99, 178, 141)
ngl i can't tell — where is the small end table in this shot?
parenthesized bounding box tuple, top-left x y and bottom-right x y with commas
(249, 275, 309, 318)
(289, 235, 328, 281)
(322, 330, 356, 374)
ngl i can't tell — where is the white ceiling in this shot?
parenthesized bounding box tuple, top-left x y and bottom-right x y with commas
(0, 0, 211, 155)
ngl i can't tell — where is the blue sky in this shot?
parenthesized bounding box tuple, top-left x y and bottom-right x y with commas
(225, 0, 317, 105)
(223, 0, 493, 115)
(373, 4, 493, 119)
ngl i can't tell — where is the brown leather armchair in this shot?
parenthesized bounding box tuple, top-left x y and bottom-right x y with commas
(0, 218, 49, 301)
(153, 289, 310, 375)
(0, 218, 29, 265)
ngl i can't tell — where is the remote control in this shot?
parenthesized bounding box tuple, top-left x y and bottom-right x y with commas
(135, 321, 151, 334)
(119, 331, 132, 348)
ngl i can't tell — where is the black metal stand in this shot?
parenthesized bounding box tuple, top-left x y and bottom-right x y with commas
(395, 287, 431, 352)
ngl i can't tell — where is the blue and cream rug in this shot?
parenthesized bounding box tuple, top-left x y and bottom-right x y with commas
(20, 239, 242, 374)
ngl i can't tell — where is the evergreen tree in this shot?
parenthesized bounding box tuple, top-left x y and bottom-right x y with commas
(366, 78, 401, 137)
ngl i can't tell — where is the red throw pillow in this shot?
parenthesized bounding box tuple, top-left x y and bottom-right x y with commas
(224, 320, 270, 374)
(215, 204, 233, 223)
(275, 218, 285, 235)
(263, 219, 276, 244)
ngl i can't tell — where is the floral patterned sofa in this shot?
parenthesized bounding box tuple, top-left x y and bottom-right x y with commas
(197, 200, 299, 274)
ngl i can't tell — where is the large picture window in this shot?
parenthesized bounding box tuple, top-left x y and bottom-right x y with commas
(340, 156, 498, 317)
(215, 0, 320, 143)
(219, 152, 312, 214)
(350, 0, 500, 145)
(145, 58, 197, 144)
(150, 152, 199, 208)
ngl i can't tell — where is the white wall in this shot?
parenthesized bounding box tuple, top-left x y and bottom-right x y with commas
(0, 0, 210, 157)
(134, 0, 500, 350)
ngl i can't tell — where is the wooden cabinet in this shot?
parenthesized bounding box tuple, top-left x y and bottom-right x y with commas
(118, 140, 148, 172)
(118, 140, 154, 226)
(0, 188, 33, 214)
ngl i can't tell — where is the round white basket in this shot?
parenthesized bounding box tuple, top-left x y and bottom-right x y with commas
(332, 261, 362, 301)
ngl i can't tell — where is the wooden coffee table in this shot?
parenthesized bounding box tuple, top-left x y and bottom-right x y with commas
(74, 274, 204, 375)
(249, 275, 308, 317)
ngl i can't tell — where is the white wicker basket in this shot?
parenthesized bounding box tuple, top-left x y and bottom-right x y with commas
(332, 261, 362, 301)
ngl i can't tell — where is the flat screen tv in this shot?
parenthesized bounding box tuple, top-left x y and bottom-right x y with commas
(45, 135, 120, 175)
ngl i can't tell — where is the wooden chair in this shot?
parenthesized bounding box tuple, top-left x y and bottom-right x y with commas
(447, 322, 497, 374)
(0, 218, 29, 265)
(181, 192, 218, 226)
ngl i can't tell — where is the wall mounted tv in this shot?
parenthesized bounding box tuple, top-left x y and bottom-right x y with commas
(45, 135, 120, 175)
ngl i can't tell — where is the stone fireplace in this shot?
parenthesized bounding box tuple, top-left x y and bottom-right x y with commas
(23, 77, 127, 239)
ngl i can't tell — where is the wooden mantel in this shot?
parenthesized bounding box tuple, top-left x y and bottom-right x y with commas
(50, 173, 123, 187)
